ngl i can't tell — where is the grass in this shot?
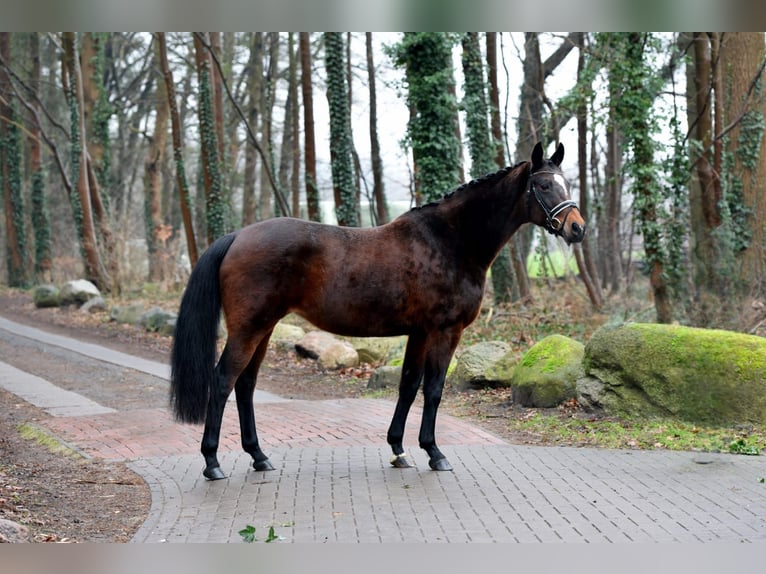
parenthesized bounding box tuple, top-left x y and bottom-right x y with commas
(17, 423, 84, 459)
(506, 411, 765, 454)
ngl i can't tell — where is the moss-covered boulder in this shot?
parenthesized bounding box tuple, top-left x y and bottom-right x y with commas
(448, 341, 512, 389)
(512, 334, 584, 407)
(583, 323, 766, 424)
(33, 284, 60, 308)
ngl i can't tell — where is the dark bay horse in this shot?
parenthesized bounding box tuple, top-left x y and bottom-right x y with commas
(170, 142, 585, 480)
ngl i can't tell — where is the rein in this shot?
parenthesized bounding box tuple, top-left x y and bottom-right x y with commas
(528, 170, 578, 235)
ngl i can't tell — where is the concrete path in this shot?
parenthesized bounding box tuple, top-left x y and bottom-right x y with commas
(1, 316, 765, 543)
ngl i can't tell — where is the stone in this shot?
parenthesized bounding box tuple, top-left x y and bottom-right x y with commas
(583, 322, 766, 424)
(448, 341, 512, 389)
(368, 365, 402, 390)
(33, 284, 60, 308)
(346, 336, 408, 364)
(139, 307, 177, 333)
(80, 296, 107, 313)
(512, 334, 584, 407)
(271, 322, 306, 352)
(110, 303, 145, 325)
(58, 279, 101, 307)
(296, 331, 359, 370)
(0, 518, 30, 543)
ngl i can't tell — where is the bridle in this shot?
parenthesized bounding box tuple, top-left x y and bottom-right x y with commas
(527, 169, 578, 235)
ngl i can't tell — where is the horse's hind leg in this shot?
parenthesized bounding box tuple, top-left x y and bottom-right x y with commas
(200, 337, 260, 480)
(235, 332, 275, 472)
(386, 334, 426, 468)
(200, 345, 237, 480)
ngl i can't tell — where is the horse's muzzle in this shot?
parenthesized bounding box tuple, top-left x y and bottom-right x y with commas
(567, 221, 586, 244)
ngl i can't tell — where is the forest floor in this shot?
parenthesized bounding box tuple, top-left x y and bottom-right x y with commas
(1, 278, 764, 542)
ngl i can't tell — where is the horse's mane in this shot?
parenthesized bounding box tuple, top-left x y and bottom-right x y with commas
(407, 160, 528, 214)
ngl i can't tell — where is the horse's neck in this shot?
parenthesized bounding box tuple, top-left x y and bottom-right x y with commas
(443, 176, 528, 270)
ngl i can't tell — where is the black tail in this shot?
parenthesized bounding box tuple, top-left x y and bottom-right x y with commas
(170, 233, 237, 424)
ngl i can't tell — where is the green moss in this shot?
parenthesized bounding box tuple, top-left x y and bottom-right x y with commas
(17, 423, 83, 458)
(585, 323, 766, 424)
(512, 335, 584, 407)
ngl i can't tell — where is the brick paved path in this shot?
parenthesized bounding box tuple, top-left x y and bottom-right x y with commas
(1, 316, 765, 543)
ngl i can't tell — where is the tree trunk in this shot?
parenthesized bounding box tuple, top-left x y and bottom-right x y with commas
(62, 32, 111, 291)
(28, 32, 51, 282)
(157, 33, 198, 268)
(366, 33, 388, 225)
(687, 33, 720, 296)
(721, 32, 766, 296)
(242, 32, 262, 226)
(288, 33, 301, 219)
(574, 33, 603, 308)
(324, 32, 358, 226)
(259, 32, 278, 219)
(300, 33, 321, 222)
(0, 32, 28, 287)
(145, 39, 170, 282)
(193, 33, 226, 243)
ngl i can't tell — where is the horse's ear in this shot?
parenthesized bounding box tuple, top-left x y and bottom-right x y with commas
(531, 142, 544, 170)
(551, 142, 564, 166)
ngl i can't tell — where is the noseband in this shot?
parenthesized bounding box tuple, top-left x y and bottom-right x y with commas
(528, 170, 578, 235)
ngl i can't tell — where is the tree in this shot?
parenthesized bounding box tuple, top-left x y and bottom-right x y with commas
(28, 32, 51, 282)
(721, 33, 766, 297)
(366, 32, 388, 225)
(241, 32, 262, 226)
(62, 32, 111, 291)
(157, 32, 198, 268)
(144, 37, 170, 282)
(608, 33, 671, 322)
(0, 33, 27, 287)
(390, 32, 461, 204)
(300, 32, 320, 222)
(323, 32, 358, 226)
(259, 32, 278, 219)
(193, 32, 226, 243)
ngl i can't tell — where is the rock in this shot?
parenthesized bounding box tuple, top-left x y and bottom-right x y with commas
(296, 331, 359, 370)
(110, 303, 145, 325)
(584, 322, 766, 424)
(80, 296, 107, 313)
(271, 322, 306, 352)
(0, 518, 30, 543)
(296, 331, 338, 360)
(346, 336, 408, 364)
(448, 341, 512, 389)
(511, 334, 584, 407)
(33, 284, 60, 308)
(368, 365, 402, 390)
(139, 307, 177, 333)
(58, 279, 101, 307)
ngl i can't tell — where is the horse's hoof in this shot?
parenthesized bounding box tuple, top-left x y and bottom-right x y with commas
(203, 466, 227, 481)
(253, 459, 275, 472)
(429, 457, 453, 471)
(389, 453, 413, 469)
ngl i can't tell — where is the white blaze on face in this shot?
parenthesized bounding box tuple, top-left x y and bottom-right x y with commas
(553, 173, 568, 194)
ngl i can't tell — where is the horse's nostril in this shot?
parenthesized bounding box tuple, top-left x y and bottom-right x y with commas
(571, 222, 585, 240)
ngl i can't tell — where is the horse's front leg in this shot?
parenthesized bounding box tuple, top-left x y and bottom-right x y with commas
(386, 334, 426, 468)
(419, 330, 462, 471)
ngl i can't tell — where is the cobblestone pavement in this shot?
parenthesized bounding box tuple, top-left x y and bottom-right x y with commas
(1, 316, 765, 543)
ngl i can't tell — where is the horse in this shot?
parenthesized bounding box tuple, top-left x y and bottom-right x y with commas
(170, 141, 586, 480)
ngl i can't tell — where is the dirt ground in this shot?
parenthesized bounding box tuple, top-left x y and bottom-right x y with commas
(0, 288, 560, 543)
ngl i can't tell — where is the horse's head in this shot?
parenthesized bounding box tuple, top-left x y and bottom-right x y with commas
(527, 142, 586, 244)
